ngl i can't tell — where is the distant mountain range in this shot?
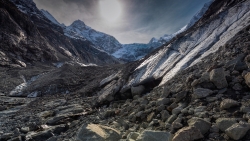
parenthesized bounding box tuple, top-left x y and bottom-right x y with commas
(8, 0, 213, 63)
(37, 0, 213, 62)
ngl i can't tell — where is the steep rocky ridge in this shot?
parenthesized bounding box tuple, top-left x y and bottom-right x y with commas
(1, 0, 119, 67)
(123, 0, 250, 89)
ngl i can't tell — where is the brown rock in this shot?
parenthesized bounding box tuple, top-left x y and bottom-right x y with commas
(172, 126, 203, 141)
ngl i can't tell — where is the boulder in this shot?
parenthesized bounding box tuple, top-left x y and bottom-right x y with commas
(99, 74, 118, 87)
(225, 122, 250, 140)
(127, 132, 140, 140)
(210, 68, 228, 89)
(244, 72, 250, 88)
(98, 80, 122, 103)
(167, 114, 177, 124)
(156, 98, 170, 106)
(161, 110, 170, 121)
(76, 124, 121, 141)
(172, 126, 203, 141)
(131, 85, 145, 96)
(26, 130, 53, 141)
(187, 117, 211, 134)
(216, 118, 237, 132)
(220, 99, 239, 110)
(175, 91, 187, 103)
(46, 115, 69, 125)
(193, 88, 213, 99)
(135, 130, 172, 141)
(245, 55, 250, 68)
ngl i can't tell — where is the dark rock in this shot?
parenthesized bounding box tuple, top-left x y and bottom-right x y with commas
(210, 68, 228, 89)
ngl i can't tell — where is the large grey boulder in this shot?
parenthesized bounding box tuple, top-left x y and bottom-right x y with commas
(193, 88, 213, 99)
(225, 122, 250, 140)
(131, 85, 145, 96)
(210, 68, 228, 89)
(187, 117, 211, 134)
(220, 99, 239, 110)
(216, 118, 237, 132)
(99, 74, 118, 87)
(76, 124, 121, 141)
(172, 126, 203, 141)
(98, 80, 122, 103)
(135, 130, 172, 141)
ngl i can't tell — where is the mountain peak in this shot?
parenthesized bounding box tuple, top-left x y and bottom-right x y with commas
(71, 20, 88, 28)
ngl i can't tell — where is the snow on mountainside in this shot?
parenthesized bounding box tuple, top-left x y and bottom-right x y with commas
(124, 0, 250, 89)
(40, 9, 61, 26)
(113, 26, 188, 62)
(186, 0, 214, 29)
(64, 20, 122, 54)
(10, 0, 43, 17)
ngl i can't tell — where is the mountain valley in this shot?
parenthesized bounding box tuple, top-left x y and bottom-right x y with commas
(0, 0, 250, 141)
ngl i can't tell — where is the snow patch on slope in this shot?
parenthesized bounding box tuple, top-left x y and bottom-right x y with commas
(125, 0, 250, 88)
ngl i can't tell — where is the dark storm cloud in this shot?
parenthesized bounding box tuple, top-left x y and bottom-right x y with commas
(33, 0, 210, 43)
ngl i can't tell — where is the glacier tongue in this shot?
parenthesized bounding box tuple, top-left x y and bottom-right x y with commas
(126, 0, 250, 87)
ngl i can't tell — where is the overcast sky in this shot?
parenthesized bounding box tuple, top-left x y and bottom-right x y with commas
(33, 0, 210, 44)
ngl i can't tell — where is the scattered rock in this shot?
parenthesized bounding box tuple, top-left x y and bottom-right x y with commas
(135, 130, 172, 141)
(20, 127, 30, 133)
(187, 117, 211, 134)
(161, 110, 170, 121)
(220, 99, 239, 110)
(193, 88, 213, 99)
(127, 132, 140, 140)
(216, 118, 237, 132)
(46, 115, 69, 125)
(210, 68, 228, 89)
(232, 83, 242, 90)
(225, 122, 250, 140)
(26, 130, 53, 141)
(240, 106, 250, 113)
(38, 111, 54, 119)
(167, 114, 177, 124)
(103, 110, 115, 118)
(76, 124, 121, 141)
(172, 126, 203, 141)
(147, 112, 155, 122)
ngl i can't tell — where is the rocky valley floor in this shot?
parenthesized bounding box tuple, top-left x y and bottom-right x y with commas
(0, 25, 250, 141)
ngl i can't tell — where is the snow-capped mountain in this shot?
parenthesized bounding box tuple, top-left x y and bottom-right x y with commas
(9, 0, 40, 15)
(64, 20, 122, 54)
(5, 0, 120, 66)
(113, 28, 187, 62)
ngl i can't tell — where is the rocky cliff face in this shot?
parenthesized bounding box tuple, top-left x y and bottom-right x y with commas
(0, 0, 119, 68)
(64, 20, 123, 54)
(1, 0, 250, 141)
